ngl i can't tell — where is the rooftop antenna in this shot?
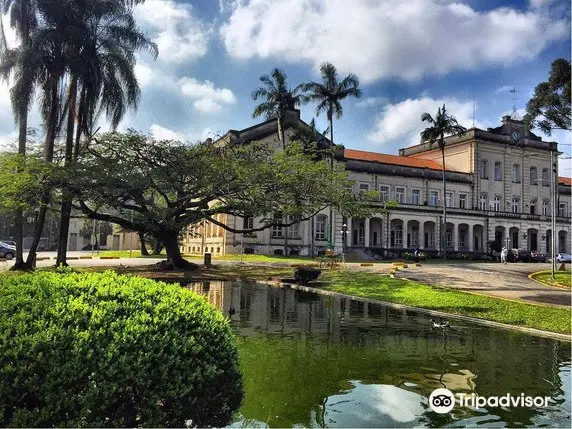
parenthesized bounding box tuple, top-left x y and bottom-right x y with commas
(509, 86, 520, 119)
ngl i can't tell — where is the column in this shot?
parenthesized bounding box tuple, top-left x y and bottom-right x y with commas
(346, 217, 352, 248)
(364, 218, 370, 248)
(453, 224, 459, 251)
(419, 221, 425, 250)
(468, 224, 474, 252)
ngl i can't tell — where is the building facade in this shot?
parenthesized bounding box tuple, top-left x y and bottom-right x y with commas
(180, 111, 571, 257)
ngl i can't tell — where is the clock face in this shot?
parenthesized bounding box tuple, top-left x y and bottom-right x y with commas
(511, 131, 520, 141)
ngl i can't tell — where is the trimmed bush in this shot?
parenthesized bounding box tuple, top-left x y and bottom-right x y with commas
(294, 267, 321, 285)
(0, 271, 243, 427)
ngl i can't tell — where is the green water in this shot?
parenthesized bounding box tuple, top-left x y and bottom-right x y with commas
(185, 280, 571, 428)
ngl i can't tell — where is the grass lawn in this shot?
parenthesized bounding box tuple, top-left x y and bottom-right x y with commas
(317, 270, 571, 335)
(530, 271, 571, 289)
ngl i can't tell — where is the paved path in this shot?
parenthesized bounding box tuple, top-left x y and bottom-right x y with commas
(393, 262, 570, 307)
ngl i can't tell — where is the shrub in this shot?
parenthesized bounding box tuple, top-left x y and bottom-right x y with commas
(0, 271, 243, 427)
(294, 267, 321, 285)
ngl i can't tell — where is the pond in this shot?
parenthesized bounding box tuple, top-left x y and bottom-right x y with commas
(183, 280, 571, 428)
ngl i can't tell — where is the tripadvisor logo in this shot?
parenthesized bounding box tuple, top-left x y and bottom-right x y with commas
(429, 388, 552, 414)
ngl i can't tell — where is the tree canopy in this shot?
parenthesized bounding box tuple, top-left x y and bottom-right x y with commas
(67, 131, 367, 268)
(524, 58, 571, 135)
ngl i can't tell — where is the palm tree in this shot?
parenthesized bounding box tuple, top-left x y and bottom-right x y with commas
(55, 0, 157, 266)
(304, 62, 361, 248)
(252, 68, 306, 149)
(252, 68, 306, 255)
(0, 0, 38, 268)
(420, 104, 467, 258)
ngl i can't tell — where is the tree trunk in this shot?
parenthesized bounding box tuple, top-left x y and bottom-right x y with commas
(139, 231, 149, 256)
(328, 114, 334, 251)
(10, 104, 28, 270)
(25, 80, 60, 269)
(278, 115, 288, 255)
(152, 239, 163, 255)
(156, 230, 198, 270)
(441, 141, 447, 259)
(56, 77, 78, 267)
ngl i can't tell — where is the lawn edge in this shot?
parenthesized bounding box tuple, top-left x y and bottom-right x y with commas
(528, 270, 571, 290)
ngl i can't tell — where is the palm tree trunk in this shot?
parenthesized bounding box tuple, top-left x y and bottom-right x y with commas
(11, 108, 28, 270)
(441, 143, 447, 259)
(56, 76, 78, 266)
(25, 79, 60, 268)
(329, 115, 334, 251)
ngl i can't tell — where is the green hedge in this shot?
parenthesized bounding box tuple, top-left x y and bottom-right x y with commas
(0, 271, 243, 427)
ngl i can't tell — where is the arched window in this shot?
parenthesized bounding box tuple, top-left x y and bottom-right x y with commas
(541, 168, 549, 186)
(494, 161, 502, 181)
(479, 193, 488, 211)
(530, 198, 537, 215)
(512, 197, 520, 214)
(542, 199, 549, 216)
(480, 159, 488, 179)
(512, 164, 520, 183)
(529, 166, 538, 185)
(494, 195, 501, 212)
(315, 214, 327, 240)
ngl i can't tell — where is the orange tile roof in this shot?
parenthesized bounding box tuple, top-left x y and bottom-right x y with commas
(344, 149, 448, 171)
(559, 176, 572, 186)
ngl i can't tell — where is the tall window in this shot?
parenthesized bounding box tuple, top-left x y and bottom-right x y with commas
(541, 168, 549, 186)
(379, 185, 389, 202)
(445, 231, 452, 247)
(411, 189, 420, 205)
(494, 161, 502, 181)
(512, 164, 520, 183)
(288, 216, 299, 238)
(394, 225, 403, 246)
(242, 215, 254, 230)
(459, 194, 467, 209)
(358, 183, 370, 199)
(512, 197, 520, 214)
(529, 166, 538, 185)
(272, 212, 283, 237)
(530, 199, 537, 215)
(494, 195, 501, 212)
(315, 214, 327, 240)
(480, 159, 488, 179)
(479, 193, 488, 211)
(357, 221, 365, 244)
(428, 229, 435, 247)
(411, 226, 419, 247)
(395, 187, 405, 203)
(559, 203, 567, 217)
(542, 199, 549, 216)
(429, 190, 439, 206)
(446, 192, 453, 208)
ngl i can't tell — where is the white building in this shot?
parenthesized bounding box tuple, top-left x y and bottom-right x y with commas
(181, 111, 571, 258)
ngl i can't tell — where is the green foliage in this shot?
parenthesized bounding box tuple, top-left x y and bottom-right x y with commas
(0, 271, 243, 427)
(524, 58, 571, 135)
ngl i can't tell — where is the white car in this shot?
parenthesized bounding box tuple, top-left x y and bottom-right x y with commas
(556, 253, 571, 263)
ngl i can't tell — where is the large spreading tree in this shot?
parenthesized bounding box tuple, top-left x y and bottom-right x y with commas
(67, 131, 366, 269)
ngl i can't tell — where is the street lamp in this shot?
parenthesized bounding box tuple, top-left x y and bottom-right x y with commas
(341, 223, 348, 266)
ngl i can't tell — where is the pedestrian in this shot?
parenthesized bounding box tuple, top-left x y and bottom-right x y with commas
(414, 248, 419, 263)
(500, 246, 508, 264)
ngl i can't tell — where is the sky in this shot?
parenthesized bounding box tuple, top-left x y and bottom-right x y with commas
(0, 0, 571, 175)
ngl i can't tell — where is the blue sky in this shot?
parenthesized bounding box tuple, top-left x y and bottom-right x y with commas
(0, 0, 570, 174)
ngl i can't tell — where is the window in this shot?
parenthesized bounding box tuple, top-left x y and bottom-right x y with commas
(480, 159, 488, 179)
(411, 226, 419, 247)
(288, 217, 299, 238)
(358, 183, 370, 200)
(394, 224, 403, 246)
(428, 229, 435, 247)
(272, 212, 283, 237)
(512, 164, 520, 183)
(429, 190, 439, 206)
(494, 195, 501, 212)
(459, 232, 467, 248)
(530, 199, 537, 215)
(512, 197, 520, 214)
(380, 185, 390, 202)
(479, 193, 488, 211)
(357, 221, 365, 244)
(411, 189, 420, 205)
(459, 194, 467, 209)
(242, 215, 254, 230)
(559, 203, 567, 217)
(530, 166, 538, 185)
(541, 168, 549, 186)
(446, 192, 453, 208)
(315, 214, 327, 240)
(445, 231, 452, 247)
(542, 199, 549, 216)
(494, 161, 502, 181)
(395, 187, 405, 203)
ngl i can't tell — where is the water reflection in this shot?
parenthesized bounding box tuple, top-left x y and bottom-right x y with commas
(181, 280, 571, 428)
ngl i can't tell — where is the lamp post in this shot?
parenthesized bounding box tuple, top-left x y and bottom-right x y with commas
(341, 223, 347, 267)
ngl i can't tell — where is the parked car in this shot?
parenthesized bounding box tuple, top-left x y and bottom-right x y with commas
(515, 249, 531, 262)
(0, 242, 16, 260)
(82, 243, 100, 251)
(556, 253, 572, 263)
(0, 240, 16, 247)
(530, 251, 547, 263)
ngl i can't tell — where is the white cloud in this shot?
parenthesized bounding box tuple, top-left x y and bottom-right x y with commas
(367, 96, 483, 147)
(220, 0, 568, 83)
(179, 78, 236, 113)
(134, 0, 212, 64)
(493, 85, 515, 95)
(149, 123, 186, 141)
(355, 97, 387, 108)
